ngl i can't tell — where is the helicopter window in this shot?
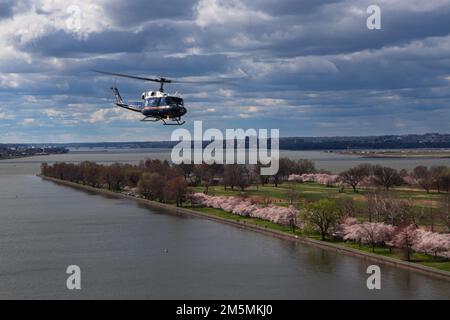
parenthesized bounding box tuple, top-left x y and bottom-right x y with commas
(166, 97, 184, 105)
(145, 98, 160, 107)
(159, 98, 166, 106)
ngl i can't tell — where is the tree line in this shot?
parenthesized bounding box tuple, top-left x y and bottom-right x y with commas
(41, 159, 450, 196)
(339, 163, 450, 193)
(41, 160, 450, 228)
(41, 160, 188, 206)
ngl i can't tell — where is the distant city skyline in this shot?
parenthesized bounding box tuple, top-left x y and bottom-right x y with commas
(1, 0, 450, 143)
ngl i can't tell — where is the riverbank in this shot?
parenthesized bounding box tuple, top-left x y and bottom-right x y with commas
(39, 175, 450, 281)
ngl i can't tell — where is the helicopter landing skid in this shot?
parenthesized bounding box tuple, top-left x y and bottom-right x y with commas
(161, 118, 185, 126)
(141, 117, 160, 122)
(141, 116, 185, 125)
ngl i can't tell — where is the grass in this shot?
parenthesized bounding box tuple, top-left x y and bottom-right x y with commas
(193, 182, 448, 209)
(340, 242, 450, 271)
(193, 207, 298, 235)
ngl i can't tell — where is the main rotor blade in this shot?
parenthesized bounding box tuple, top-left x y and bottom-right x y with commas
(93, 70, 239, 86)
(171, 79, 229, 85)
(92, 70, 165, 83)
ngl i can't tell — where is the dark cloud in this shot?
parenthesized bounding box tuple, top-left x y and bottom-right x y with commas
(102, 0, 197, 27)
(247, 0, 342, 16)
(1, 0, 450, 142)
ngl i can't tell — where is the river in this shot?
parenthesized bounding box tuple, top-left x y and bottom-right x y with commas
(0, 150, 449, 299)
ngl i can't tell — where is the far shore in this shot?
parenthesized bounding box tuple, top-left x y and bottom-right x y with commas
(39, 174, 450, 282)
(338, 150, 450, 159)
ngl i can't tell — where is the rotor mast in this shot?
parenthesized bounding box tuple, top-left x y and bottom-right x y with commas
(158, 77, 171, 93)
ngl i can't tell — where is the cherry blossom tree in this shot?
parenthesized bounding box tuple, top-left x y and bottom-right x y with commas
(288, 173, 339, 185)
(190, 193, 300, 227)
(392, 225, 420, 261)
(358, 222, 396, 252)
(413, 230, 450, 257)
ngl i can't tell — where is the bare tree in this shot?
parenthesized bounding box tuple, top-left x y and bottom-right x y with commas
(137, 172, 164, 201)
(125, 167, 142, 188)
(224, 165, 248, 191)
(413, 166, 433, 193)
(430, 166, 448, 193)
(439, 195, 450, 232)
(293, 159, 316, 174)
(286, 184, 300, 205)
(392, 225, 419, 261)
(164, 176, 188, 207)
(253, 162, 270, 187)
(372, 165, 403, 190)
(339, 164, 372, 192)
(365, 190, 391, 222)
(335, 197, 358, 217)
(102, 163, 126, 191)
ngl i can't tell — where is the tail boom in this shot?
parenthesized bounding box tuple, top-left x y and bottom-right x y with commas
(110, 87, 142, 112)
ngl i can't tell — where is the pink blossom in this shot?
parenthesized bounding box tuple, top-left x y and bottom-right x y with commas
(337, 220, 396, 247)
(288, 173, 339, 185)
(192, 193, 299, 226)
(413, 229, 450, 257)
(402, 175, 418, 185)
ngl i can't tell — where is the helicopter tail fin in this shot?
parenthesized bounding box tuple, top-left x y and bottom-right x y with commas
(109, 86, 143, 113)
(111, 87, 125, 106)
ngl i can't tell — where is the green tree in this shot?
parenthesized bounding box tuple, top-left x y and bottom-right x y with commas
(303, 199, 339, 240)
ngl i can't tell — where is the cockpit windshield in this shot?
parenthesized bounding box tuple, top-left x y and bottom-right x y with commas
(145, 96, 183, 107)
(165, 97, 184, 106)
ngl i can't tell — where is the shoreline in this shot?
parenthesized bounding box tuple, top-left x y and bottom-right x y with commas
(0, 153, 66, 161)
(39, 175, 450, 281)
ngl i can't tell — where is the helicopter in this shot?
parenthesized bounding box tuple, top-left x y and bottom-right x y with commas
(93, 70, 228, 125)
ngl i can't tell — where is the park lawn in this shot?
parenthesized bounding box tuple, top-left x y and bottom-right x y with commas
(191, 206, 450, 273)
(191, 182, 449, 228)
(341, 243, 450, 272)
(193, 182, 448, 210)
(193, 183, 360, 202)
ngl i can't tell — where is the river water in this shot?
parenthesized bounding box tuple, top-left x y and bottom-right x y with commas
(0, 150, 449, 299)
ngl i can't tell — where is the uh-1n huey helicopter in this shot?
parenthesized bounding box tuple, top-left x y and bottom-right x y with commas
(93, 70, 228, 125)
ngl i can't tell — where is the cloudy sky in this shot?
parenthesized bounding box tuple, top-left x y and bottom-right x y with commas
(0, 0, 449, 143)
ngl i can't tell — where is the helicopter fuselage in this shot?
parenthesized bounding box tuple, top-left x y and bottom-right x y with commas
(110, 87, 187, 125)
(140, 91, 187, 119)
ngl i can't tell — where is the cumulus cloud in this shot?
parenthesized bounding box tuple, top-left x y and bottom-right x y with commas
(195, 0, 271, 27)
(88, 108, 141, 123)
(21, 118, 36, 125)
(0, 112, 15, 120)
